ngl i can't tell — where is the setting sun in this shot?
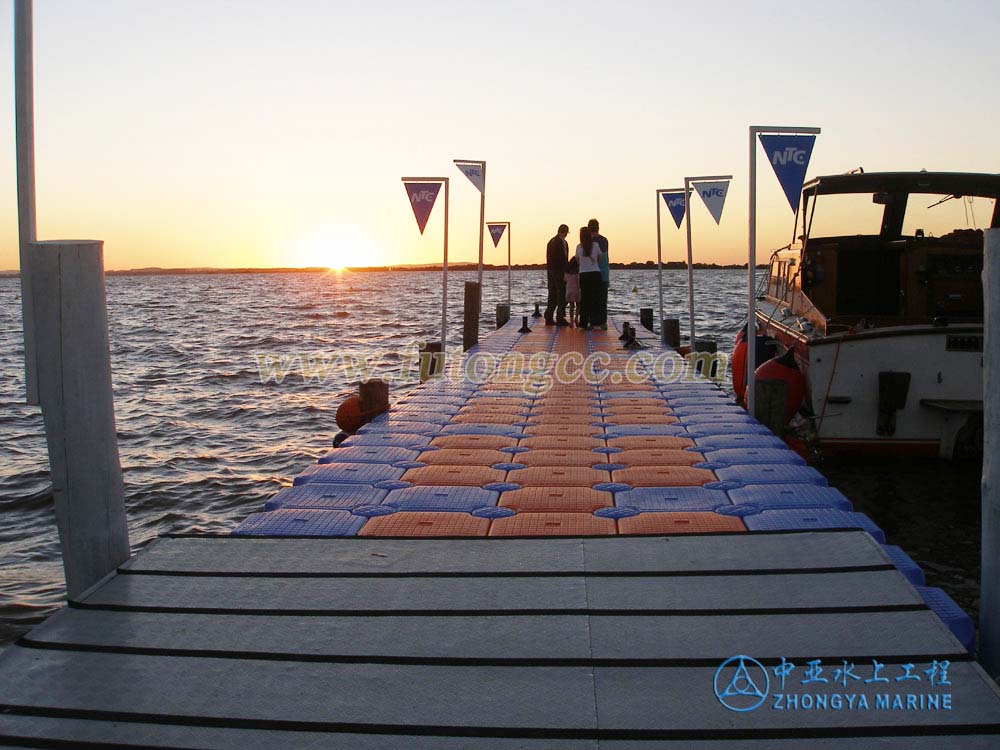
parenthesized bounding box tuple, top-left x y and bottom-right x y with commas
(292, 227, 382, 270)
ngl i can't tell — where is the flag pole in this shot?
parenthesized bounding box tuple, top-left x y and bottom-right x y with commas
(747, 126, 820, 415)
(656, 189, 664, 329)
(442, 177, 450, 348)
(683, 178, 695, 348)
(478, 163, 486, 287)
(507, 223, 512, 308)
(15, 0, 39, 404)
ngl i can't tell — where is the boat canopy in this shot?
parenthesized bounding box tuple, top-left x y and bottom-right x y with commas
(803, 172, 1000, 199)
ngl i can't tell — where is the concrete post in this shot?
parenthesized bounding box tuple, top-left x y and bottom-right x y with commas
(640, 308, 654, 331)
(981, 228, 1000, 676)
(28, 240, 130, 598)
(419, 342, 444, 382)
(463, 281, 481, 351)
(662, 318, 681, 348)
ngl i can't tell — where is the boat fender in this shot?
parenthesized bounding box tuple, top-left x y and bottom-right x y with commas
(752, 348, 805, 424)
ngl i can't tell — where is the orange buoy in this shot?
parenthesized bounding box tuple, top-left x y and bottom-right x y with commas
(752, 348, 805, 424)
(677, 345, 691, 356)
(731, 338, 748, 403)
(335, 395, 364, 433)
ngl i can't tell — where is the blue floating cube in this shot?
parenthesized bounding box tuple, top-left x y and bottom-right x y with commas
(671, 404, 748, 416)
(668, 397, 735, 407)
(383, 485, 500, 512)
(882, 545, 926, 587)
(233, 510, 365, 537)
(294, 462, 405, 487)
(677, 413, 757, 425)
(440, 423, 522, 437)
(917, 587, 974, 651)
(684, 423, 774, 438)
(341, 434, 433, 449)
(384, 411, 453, 424)
(317, 446, 421, 465)
(743, 508, 885, 542)
(598, 391, 668, 400)
(692, 434, 786, 450)
(605, 424, 688, 437)
(265, 484, 388, 511)
(728, 484, 852, 511)
(697, 448, 806, 469)
(713, 464, 827, 487)
(358, 420, 437, 435)
(618, 486, 732, 512)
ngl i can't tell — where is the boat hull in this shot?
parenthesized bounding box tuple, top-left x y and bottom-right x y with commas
(757, 315, 983, 458)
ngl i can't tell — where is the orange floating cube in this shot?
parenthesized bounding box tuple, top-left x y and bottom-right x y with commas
(614, 449, 705, 467)
(416, 449, 506, 466)
(517, 449, 602, 467)
(499, 487, 613, 513)
(611, 466, 716, 487)
(606, 435, 695, 450)
(489, 512, 616, 537)
(360, 512, 490, 537)
(402, 465, 507, 486)
(618, 512, 746, 535)
(430, 434, 518, 450)
(507, 466, 610, 487)
(518, 435, 604, 450)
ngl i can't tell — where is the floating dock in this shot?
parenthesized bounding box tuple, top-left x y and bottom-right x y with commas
(2, 317, 999, 748)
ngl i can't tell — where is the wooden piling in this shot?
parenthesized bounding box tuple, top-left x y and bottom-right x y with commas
(28, 240, 130, 598)
(495, 304, 510, 329)
(640, 308, 654, 331)
(981, 227, 1000, 677)
(419, 342, 444, 382)
(662, 318, 681, 348)
(463, 281, 481, 351)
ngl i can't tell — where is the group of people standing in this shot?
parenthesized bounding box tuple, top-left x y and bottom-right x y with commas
(544, 218, 609, 330)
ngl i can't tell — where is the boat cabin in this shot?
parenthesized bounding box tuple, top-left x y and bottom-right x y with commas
(767, 172, 1000, 334)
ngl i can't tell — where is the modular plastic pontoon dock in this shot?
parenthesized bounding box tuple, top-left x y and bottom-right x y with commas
(1, 318, 999, 748)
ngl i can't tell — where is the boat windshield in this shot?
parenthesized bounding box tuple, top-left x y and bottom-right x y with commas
(902, 193, 995, 238)
(806, 193, 885, 238)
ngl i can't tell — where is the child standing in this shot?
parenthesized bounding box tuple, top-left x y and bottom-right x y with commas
(564, 256, 581, 326)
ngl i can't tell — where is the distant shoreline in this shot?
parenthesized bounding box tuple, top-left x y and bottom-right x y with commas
(1, 262, 765, 278)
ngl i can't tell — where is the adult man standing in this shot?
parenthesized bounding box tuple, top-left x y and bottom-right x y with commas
(544, 224, 570, 325)
(588, 218, 609, 329)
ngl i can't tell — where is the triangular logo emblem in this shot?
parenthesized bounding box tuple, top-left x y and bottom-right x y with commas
(662, 191, 686, 229)
(403, 182, 442, 235)
(487, 223, 506, 247)
(693, 180, 730, 225)
(759, 134, 816, 213)
(455, 162, 485, 193)
(720, 658, 767, 699)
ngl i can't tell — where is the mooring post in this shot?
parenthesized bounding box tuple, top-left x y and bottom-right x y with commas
(359, 378, 389, 420)
(28, 240, 130, 598)
(662, 318, 681, 348)
(754, 379, 788, 436)
(981, 227, 1000, 677)
(495, 304, 510, 329)
(419, 342, 444, 382)
(463, 281, 481, 351)
(640, 308, 654, 331)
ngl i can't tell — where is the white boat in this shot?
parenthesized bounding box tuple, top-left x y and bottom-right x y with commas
(755, 171, 999, 458)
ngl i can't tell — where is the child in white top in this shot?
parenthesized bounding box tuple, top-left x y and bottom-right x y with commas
(575, 227, 604, 329)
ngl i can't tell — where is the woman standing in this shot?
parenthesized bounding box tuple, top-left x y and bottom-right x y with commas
(575, 226, 604, 330)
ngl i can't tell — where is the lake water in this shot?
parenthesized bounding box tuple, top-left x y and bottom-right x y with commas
(0, 269, 982, 648)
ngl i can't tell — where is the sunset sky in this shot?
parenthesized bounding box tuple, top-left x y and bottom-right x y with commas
(0, 1, 997, 271)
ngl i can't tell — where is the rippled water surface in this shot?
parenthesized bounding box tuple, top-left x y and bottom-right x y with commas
(0, 269, 982, 647)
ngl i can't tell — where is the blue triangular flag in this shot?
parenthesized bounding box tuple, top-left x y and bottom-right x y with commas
(662, 191, 686, 229)
(759, 134, 816, 213)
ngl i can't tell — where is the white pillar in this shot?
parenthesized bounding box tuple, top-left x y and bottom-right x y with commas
(656, 190, 664, 328)
(981, 227, 1000, 676)
(29, 241, 131, 598)
(747, 127, 758, 414)
(15, 0, 39, 404)
(684, 179, 696, 347)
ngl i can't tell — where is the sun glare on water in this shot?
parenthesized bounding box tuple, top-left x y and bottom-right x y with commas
(294, 227, 381, 271)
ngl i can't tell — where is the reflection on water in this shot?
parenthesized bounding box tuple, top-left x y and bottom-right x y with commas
(0, 269, 983, 647)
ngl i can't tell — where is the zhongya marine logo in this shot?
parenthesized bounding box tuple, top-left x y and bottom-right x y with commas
(714, 655, 770, 712)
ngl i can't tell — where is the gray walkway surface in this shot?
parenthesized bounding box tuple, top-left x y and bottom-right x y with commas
(1, 530, 999, 748)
